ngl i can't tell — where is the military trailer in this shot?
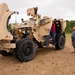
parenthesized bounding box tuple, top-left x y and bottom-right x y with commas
(0, 3, 66, 62)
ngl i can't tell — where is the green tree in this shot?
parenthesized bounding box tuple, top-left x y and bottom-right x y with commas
(7, 24, 11, 30)
(65, 20, 75, 33)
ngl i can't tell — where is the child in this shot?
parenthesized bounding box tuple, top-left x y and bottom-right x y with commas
(71, 27, 75, 53)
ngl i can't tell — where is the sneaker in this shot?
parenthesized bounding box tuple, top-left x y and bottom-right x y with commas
(45, 46, 50, 48)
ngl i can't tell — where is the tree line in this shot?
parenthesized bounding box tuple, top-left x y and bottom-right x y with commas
(66, 20, 75, 33)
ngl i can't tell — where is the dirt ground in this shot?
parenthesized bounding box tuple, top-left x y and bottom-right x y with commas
(0, 34, 75, 75)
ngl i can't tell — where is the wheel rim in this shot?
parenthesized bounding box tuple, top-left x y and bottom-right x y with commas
(23, 42, 33, 56)
(59, 37, 64, 47)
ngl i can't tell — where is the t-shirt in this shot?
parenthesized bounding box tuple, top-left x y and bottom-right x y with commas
(72, 31, 75, 40)
(72, 31, 75, 46)
(52, 23, 56, 32)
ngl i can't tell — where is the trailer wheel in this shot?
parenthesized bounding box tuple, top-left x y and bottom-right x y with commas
(55, 35, 65, 50)
(0, 51, 13, 56)
(15, 38, 36, 62)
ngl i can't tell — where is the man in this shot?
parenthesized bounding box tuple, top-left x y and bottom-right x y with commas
(71, 27, 75, 53)
(45, 22, 56, 47)
(51, 22, 56, 44)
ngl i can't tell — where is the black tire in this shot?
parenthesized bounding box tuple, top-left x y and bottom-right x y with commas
(55, 35, 65, 50)
(15, 38, 36, 62)
(0, 51, 13, 56)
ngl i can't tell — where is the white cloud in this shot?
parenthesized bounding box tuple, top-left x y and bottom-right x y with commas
(0, 0, 75, 22)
